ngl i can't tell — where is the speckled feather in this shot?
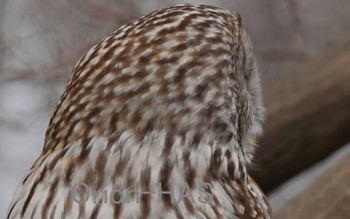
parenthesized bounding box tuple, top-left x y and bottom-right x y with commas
(8, 4, 273, 219)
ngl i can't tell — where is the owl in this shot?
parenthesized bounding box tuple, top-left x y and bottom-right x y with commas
(7, 4, 273, 219)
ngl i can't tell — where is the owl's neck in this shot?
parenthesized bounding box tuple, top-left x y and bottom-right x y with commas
(109, 127, 249, 190)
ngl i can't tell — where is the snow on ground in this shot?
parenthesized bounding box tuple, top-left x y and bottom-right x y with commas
(0, 81, 52, 218)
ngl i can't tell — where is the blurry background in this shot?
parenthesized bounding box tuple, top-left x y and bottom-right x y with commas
(1, 0, 350, 218)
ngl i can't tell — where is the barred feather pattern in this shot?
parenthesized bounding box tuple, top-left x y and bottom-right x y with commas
(7, 4, 273, 219)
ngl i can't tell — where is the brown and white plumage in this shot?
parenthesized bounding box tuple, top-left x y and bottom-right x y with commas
(7, 4, 273, 219)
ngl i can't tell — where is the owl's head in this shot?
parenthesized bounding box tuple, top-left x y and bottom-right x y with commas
(43, 4, 265, 167)
(235, 27, 264, 163)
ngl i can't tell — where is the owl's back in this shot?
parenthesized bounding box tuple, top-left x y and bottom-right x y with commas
(8, 4, 273, 219)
